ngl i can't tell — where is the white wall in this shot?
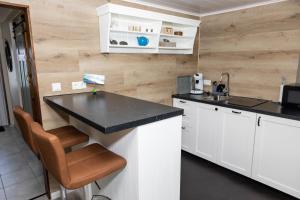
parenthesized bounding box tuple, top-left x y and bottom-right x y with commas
(0, 48, 9, 126)
(0, 27, 12, 126)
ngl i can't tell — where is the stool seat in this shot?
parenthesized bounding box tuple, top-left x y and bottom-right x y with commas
(31, 122, 127, 196)
(65, 143, 126, 189)
(48, 126, 89, 148)
(13, 106, 89, 154)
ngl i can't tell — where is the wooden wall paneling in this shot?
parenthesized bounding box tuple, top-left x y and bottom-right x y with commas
(200, 0, 300, 38)
(0, 0, 199, 130)
(199, 0, 300, 101)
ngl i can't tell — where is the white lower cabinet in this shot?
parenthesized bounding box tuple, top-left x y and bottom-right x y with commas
(173, 98, 300, 199)
(195, 104, 221, 163)
(216, 108, 256, 177)
(173, 99, 197, 154)
(252, 115, 300, 199)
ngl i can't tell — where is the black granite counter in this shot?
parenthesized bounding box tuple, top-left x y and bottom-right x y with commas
(44, 92, 183, 133)
(173, 93, 300, 121)
(253, 101, 300, 121)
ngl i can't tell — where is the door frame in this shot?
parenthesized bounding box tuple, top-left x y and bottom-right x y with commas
(0, 1, 42, 124)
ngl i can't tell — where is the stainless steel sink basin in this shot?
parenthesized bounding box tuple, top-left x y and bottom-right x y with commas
(202, 95, 231, 102)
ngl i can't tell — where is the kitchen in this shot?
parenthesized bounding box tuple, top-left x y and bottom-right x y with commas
(0, 0, 299, 200)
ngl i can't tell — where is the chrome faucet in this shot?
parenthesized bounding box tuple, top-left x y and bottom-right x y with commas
(219, 72, 230, 96)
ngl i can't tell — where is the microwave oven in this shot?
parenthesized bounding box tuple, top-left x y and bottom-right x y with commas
(282, 83, 300, 107)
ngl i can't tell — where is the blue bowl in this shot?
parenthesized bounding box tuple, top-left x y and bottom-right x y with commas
(137, 36, 149, 46)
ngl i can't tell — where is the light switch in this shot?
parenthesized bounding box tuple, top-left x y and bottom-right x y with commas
(72, 81, 87, 90)
(52, 83, 62, 92)
(204, 80, 212, 86)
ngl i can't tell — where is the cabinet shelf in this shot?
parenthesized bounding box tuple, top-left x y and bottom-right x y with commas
(160, 34, 193, 38)
(109, 45, 156, 49)
(159, 47, 192, 50)
(110, 29, 158, 36)
(97, 3, 201, 54)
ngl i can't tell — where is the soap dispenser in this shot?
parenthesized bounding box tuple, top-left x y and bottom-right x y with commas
(279, 76, 286, 104)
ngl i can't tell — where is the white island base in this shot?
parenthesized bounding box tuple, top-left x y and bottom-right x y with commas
(69, 115, 182, 200)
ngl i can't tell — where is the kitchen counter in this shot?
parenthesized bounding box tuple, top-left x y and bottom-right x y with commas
(44, 91, 183, 133)
(45, 91, 182, 200)
(172, 93, 300, 121)
(253, 101, 300, 121)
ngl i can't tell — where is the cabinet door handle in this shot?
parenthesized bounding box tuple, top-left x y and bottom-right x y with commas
(183, 114, 187, 117)
(181, 126, 186, 130)
(258, 116, 261, 126)
(232, 111, 242, 114)
(179, 100, 186, 103)
(215, 108, 218, 111)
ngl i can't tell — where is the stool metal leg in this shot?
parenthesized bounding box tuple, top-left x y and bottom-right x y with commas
(60, 185, 67, 200)
(83, 184, 93, 200)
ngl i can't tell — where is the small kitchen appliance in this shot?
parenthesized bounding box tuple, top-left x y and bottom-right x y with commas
(176, 75, 192, 94)
(190, 73, 204, 95)
(281, 83, 300, 107)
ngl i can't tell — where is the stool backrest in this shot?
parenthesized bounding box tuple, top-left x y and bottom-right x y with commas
(13, 106, 38, 154)
(31, 122, 70, 185)
(31, 122, 70, 186)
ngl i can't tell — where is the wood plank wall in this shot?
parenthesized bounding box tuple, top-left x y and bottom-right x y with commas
(198, 0, 300, 101)
(0, 0, 198, 129)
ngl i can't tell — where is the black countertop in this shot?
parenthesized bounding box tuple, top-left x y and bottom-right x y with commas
(172, 93, 300, 121)
(44, 92, 183, 134)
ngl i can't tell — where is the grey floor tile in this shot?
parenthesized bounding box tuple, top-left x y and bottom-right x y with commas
(5, 178, 44, 200)
(2, 166, 36, 187)
(0, 135, 15, 146)
(0, 158, 28, 175)
(29, 160, 43, 177)
(0, 142, 20, 158)
(0, 189, 6, 200)
(15, 138, 27, 150)
(20, 148, 38, 163)
(37, 175, 45, 188)
(35, 195, 49, 200)
(0, 154, 26, 167)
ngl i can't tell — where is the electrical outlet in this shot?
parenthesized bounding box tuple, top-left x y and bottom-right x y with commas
(204, 80, 212, 86)
(72, 81, 87, 90)
(52, 83, 61, 92)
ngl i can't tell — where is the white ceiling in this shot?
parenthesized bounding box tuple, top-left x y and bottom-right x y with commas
(0, 7, 12, 23)
(125, 0, 286, 16)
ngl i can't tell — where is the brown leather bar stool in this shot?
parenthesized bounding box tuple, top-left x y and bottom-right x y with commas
(31, 122, 127, 200)
(13, 106, 89, 155)
(13, 106, 89, 198)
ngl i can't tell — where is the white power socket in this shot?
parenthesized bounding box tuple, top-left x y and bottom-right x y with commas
(52, 83, 61, 92)
(72, 81, 87, 90)
(204, 80, 212, 86)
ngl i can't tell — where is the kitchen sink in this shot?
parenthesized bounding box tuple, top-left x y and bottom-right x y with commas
(200, 95, 268, 108)
(202, 95, 231, 102)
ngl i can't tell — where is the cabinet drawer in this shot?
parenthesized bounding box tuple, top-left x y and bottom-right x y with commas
(173, 98, 195, 120)
(173, 98, 193, 110)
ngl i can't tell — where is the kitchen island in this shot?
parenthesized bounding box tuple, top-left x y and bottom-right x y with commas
(44, 92, 183, 200)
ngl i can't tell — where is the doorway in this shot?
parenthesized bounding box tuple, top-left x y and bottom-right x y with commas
(0, 2, 46, 200)
(12, 14, 33, 115)
(0, 2, 41, 127)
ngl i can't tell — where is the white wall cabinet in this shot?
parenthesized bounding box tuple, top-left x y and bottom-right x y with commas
(217, 108, 256, 177)
(195, 104, 221, 163)
(252, 115, 300, 199)
(97, 4, 200, 54)
(173, 99, 197, 154)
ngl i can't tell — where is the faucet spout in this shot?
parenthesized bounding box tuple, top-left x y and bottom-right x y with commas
(220, 72, 230, 96)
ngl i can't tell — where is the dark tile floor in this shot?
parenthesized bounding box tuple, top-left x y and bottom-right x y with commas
(0, 126, 45, 200)
(181, 151, 298, 200)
